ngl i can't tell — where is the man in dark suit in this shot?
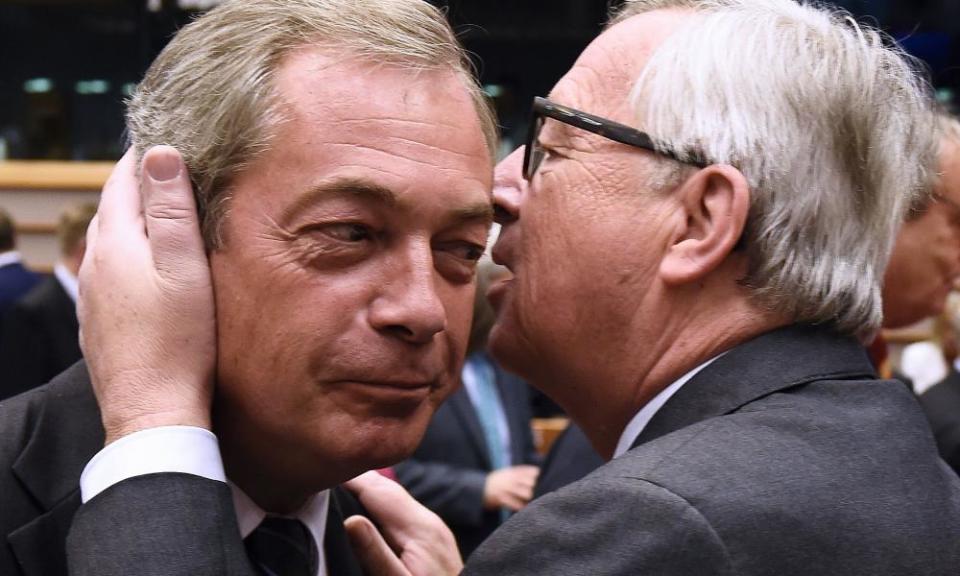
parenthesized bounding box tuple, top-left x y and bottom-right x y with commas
(0, 363, 370, 576)
(919, 368, 960, 474)
(0, 1, 496, 574)
(395, 264, 541, 557)
(0, 203, 94, 399)
(0, 209, 41, 318)
(64, 1, 960, 575)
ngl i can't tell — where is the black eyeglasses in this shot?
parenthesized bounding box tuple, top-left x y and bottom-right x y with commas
(522, 96, 709, 181)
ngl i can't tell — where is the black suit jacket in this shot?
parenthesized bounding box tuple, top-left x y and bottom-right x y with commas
(0, 262, 41, 316)
(0, 362, 364, 576)
(0, 276, 81, 400)
(918, 369, 960, 475)
(394, 354, 540, 557)
(465, 325, 960, 575)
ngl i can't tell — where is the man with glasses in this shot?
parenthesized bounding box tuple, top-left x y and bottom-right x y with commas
(69, 0, 960, 575)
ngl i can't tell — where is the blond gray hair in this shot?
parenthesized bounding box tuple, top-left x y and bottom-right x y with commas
(127, 0, 497, 249)
(611, 0, 937, 338)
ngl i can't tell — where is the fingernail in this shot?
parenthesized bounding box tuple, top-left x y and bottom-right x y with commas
(146, 150, 181, 182)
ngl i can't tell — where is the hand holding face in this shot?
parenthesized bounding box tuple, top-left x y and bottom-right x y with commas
(79, 146, 216, 445)
(343, 472, 463, 576)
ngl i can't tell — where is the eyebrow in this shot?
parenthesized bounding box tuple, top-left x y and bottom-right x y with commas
(281, 176, 493, 226)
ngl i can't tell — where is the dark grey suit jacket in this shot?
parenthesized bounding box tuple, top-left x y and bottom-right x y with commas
(394, 354, 540, 557)
(464, 325, 960, 575)
(0, 276, 81, 400)
(0, 362, 364, 576)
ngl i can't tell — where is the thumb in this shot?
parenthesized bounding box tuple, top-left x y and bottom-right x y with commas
(344, 515, 410, 576)
(141, 145, 207, 278)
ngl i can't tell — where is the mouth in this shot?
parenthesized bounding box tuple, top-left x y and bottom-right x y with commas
(338, 379, 437, 405)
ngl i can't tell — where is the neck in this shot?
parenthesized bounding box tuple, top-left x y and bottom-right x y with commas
(212, 400, 320, 515)
(564, 273, 788, 459)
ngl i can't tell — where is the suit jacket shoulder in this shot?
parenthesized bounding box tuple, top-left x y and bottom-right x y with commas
(467, 326, 960, 576)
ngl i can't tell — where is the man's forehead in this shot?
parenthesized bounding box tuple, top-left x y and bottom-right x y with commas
(549, 9, 690, 121)
(275, 45, 469, 128)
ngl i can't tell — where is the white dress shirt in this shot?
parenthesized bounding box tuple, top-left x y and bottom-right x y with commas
(613, 354, 724, 458)
(0, 250, 23, 268)
(80, 427, 330, 576)
(53, 262, 79, 303)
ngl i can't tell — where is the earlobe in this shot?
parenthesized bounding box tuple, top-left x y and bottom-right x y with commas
(659, 165, 750, 286)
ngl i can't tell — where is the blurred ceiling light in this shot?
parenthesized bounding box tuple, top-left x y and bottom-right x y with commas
(23, 78, 53, 94)
(75, 80, 110, 95)
(484, 84, 505, 98)
(178, 0, 222, 9)
(122, 83, 137, 97)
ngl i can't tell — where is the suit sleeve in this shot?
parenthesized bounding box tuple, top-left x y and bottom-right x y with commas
(393, 458, 488, 527)
(463, 475, 736, 576)
(66, 473, 257, 576)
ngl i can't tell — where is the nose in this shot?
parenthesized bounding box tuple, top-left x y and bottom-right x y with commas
(368, 243, 447, 345)
(493, 146, 526, 225)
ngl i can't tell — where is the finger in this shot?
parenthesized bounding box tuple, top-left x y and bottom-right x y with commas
(343, 471, 424, 536)
(140, 146, 206, 279)
(502, 494, 526, 511)
(344, 516, 410, 576)
(97, 147, 143, 236)
(513, 483, 534, 502)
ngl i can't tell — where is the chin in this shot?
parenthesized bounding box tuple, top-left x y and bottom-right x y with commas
(345, 411, 434, 469)
(487, 323, 532, 380)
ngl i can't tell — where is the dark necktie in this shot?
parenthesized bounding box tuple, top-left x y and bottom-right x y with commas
(244, 517, 320, 576)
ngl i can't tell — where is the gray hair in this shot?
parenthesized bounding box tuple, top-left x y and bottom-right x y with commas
(611, 0, 937, 338)
(127, 0, 497, 249)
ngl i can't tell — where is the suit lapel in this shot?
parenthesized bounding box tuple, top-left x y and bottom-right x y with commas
(9, 362, 103, 576)
(634, 325, 877, 449)
(324, 488, 364, 576)
(8, 493, 82, 576)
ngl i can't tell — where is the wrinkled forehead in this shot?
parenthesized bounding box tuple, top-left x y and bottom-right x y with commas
(548, 9, 691, 124)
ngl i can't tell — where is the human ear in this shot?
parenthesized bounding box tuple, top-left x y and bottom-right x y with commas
(659, 164, 750, 285)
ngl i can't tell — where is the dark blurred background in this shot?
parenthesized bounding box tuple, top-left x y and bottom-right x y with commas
(0, 0, 957, 160)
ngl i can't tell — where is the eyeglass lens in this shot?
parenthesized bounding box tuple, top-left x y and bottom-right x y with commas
(523, 114, 546, 180)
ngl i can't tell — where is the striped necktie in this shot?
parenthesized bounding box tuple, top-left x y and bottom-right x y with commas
(244, 517, 319, 576)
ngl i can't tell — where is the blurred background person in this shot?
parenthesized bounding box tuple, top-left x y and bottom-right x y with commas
(0, 202, 95, 399)
(0, 208, 41, 319)
(394, 261, 541, 559)
(873, 111, 960, 377)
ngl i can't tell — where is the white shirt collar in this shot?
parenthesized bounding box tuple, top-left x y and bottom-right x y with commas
(613, 353, 726, 458)
(0, 250, 22, 268)
(231, 483, 330, 576)
(53, 262, 79, 303)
